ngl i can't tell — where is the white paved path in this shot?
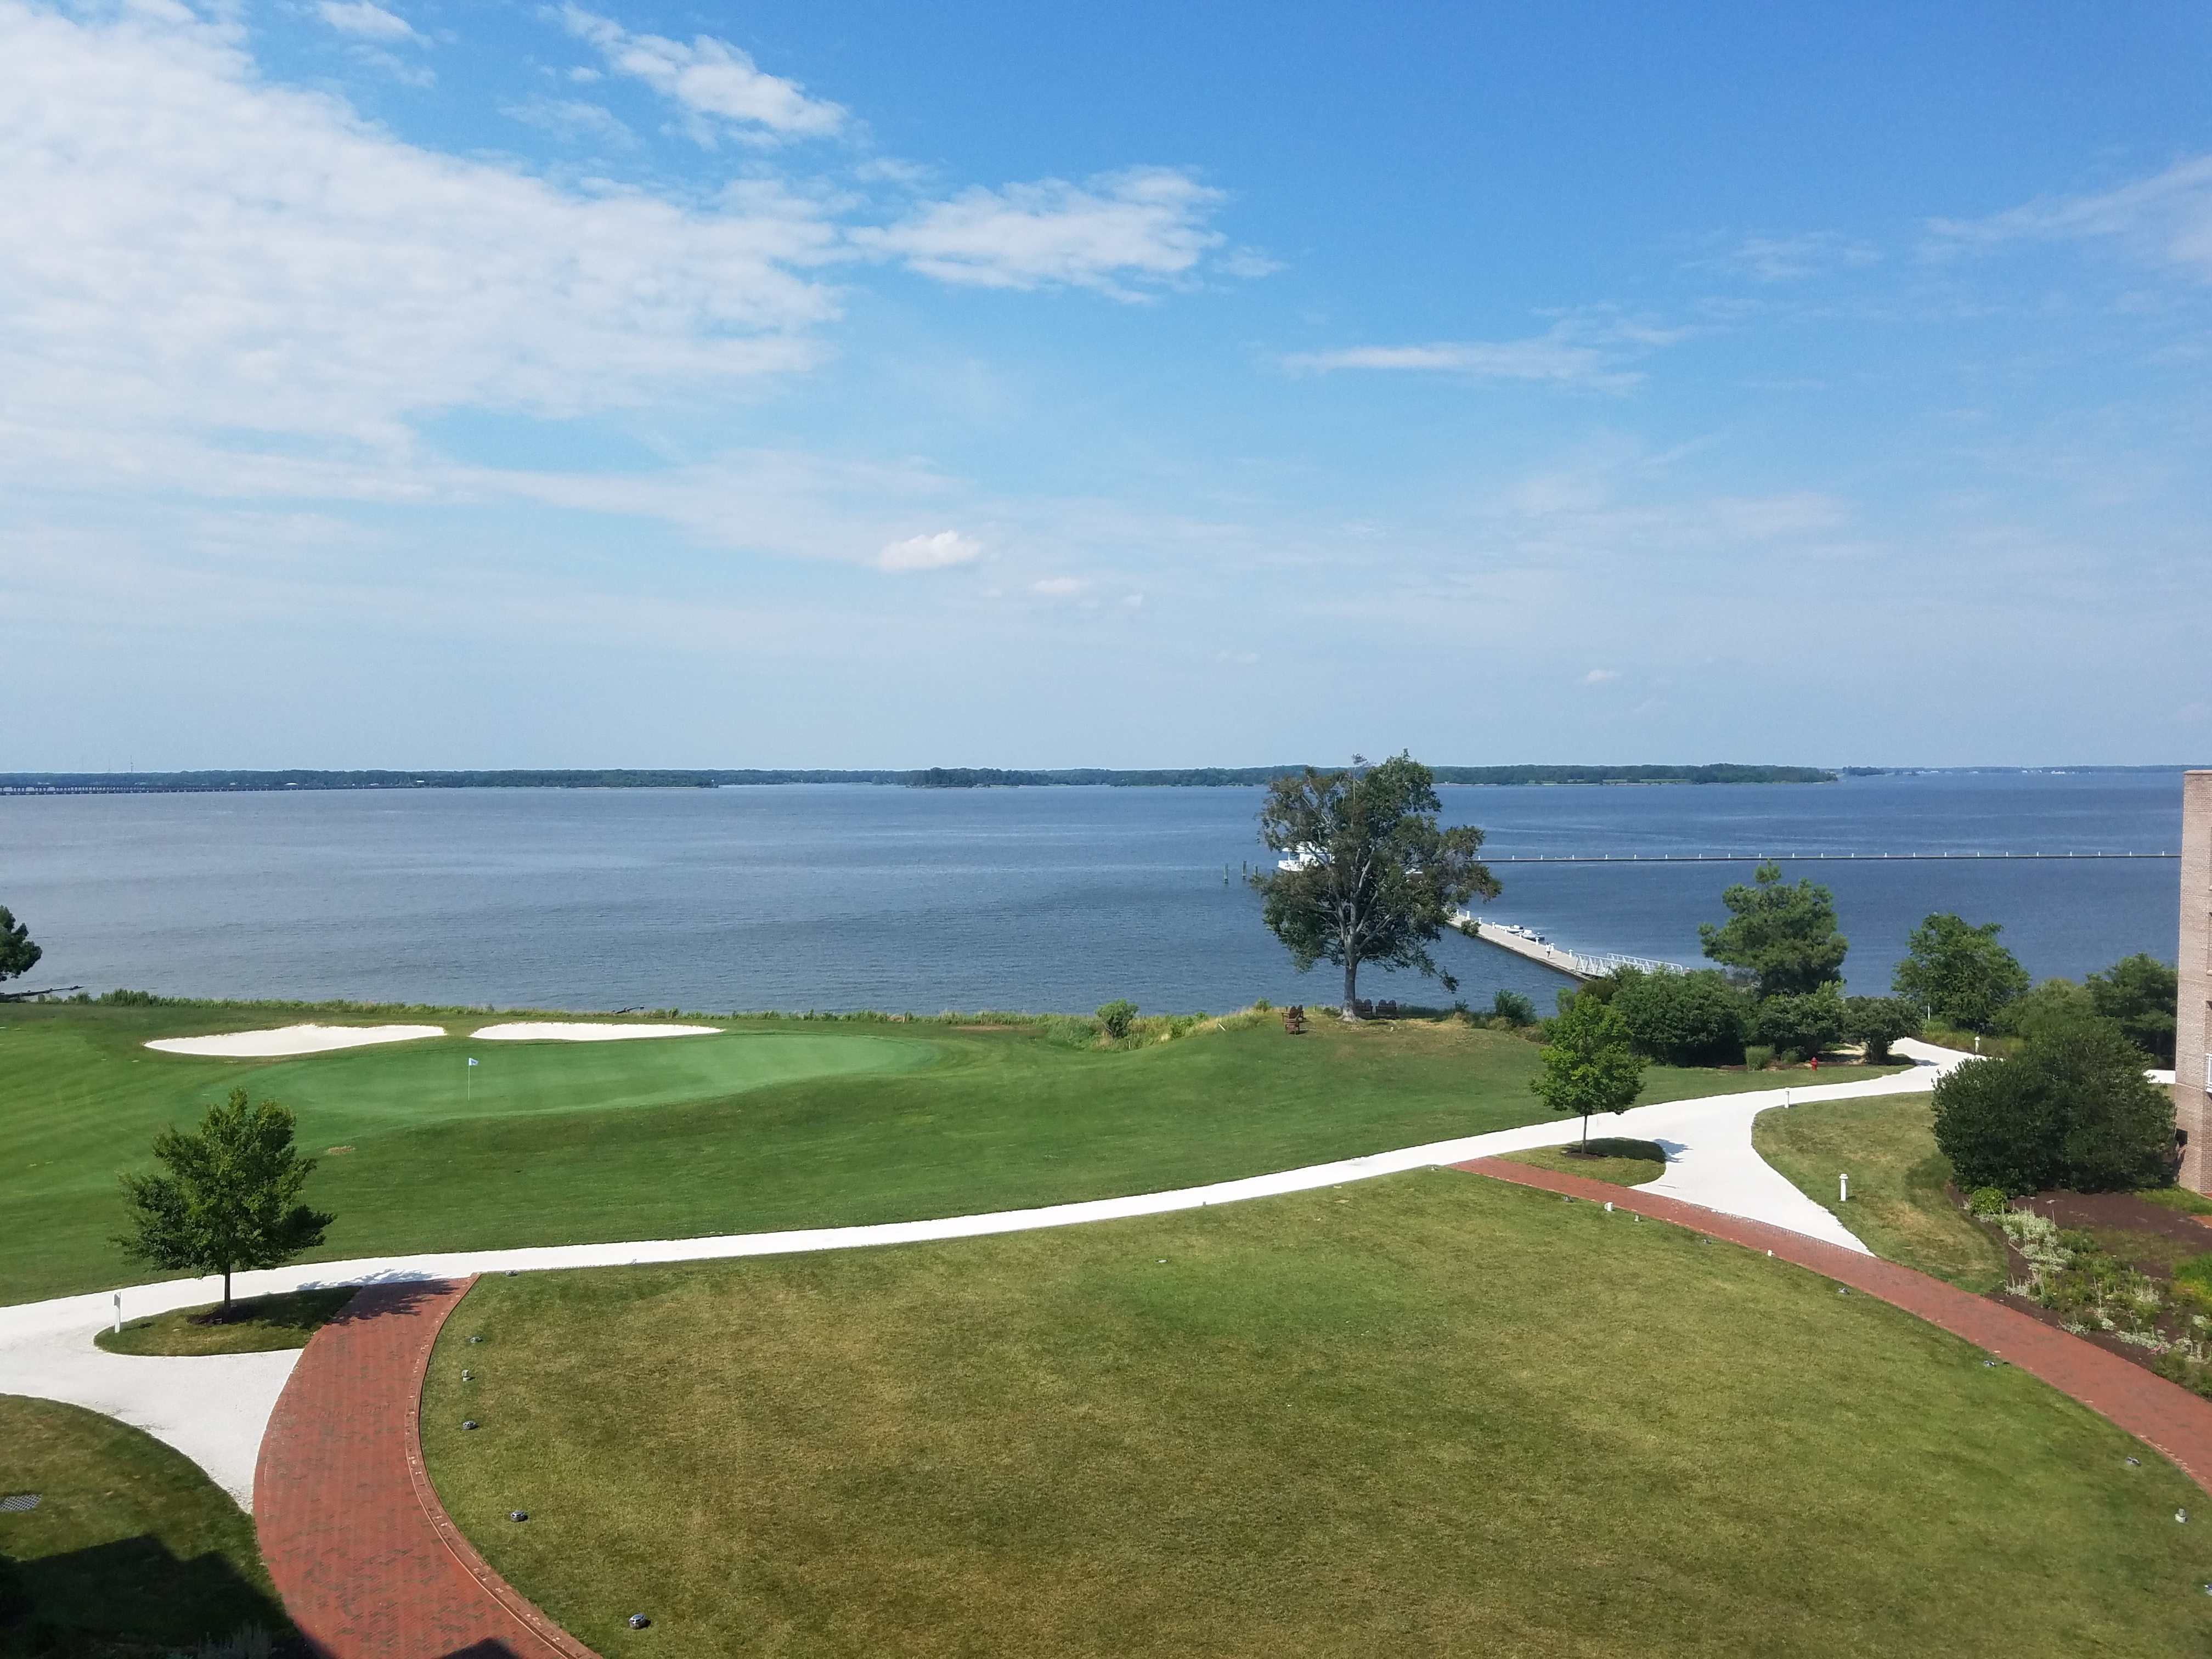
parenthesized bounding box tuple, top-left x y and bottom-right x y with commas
(0, 1046, 1969, 1509)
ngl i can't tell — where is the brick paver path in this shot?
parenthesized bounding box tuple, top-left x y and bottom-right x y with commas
(255, 1279, 598, 1658)
(1461, 1156, 2212, 1493)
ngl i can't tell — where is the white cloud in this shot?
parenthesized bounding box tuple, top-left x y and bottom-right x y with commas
(0, 2, 840, 445)
(853, 168, 1228, 297)
(1931, 155, 2212, 283)
(562, 6, 844, 140)
(1582, 668, 1621, 684)
(316, 2, 420, 43)
(876, 531, 981, 572)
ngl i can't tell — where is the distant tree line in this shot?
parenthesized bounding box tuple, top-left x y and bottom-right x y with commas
(3, 762, 1839, 795)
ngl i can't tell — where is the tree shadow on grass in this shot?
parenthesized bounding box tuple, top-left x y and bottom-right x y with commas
(1, 1532, 289, 1647)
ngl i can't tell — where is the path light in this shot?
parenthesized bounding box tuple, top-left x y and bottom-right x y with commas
(629, 1615, 652, 1629)
(463, 1420, 479, 1430)
(1839, 1173, 1850, 1203)
(2180, 1510, 2190, 1523)
(461, 1370, 473, 1382)
(112, 1292, 121, 1334)
(2128, 1457, 2142, 1466)
(1837, 1288, 1850, 1296)
(510, 1510, 528, 1522)
(1604, 1201, 1613, 1212)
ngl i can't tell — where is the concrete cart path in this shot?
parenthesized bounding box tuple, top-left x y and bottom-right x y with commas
(0, 1049, 1966, 1506)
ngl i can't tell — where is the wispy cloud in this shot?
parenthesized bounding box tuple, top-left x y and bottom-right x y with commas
(876, 531, 982, 572)
(1691, 230, 1880, 282)
(316, 2, 421, 43)
(500, 96, 634, 145)
(1581, 668, 1621, 684)
(1282, 314, 1674, 391)
(1929, 155, 2212, 283)
(853, 168, 1229, 298)
(562, 5, 844, 142)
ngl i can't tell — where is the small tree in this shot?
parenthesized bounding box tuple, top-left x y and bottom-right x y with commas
(1096, 999, 1139, 1040)
(1843, 995, 1917, 1064)
(1892, 912, 2029, 1032)
(1697, 862, 1847, 998)
(116, 1089, 334, 1316)
(0, 905, 39, 984)
(1531, 990, 1646, 1149)
(1932, 1015, 2174, 1195)
(2086, 953, 2179, 1068)
(1250, 755, 1499, 1019)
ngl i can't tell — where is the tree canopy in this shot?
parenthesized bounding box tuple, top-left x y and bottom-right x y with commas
(1932, 1014, 2174, 1195)
(116, 1089, 334, 1312)
(2086, 953, 2179, 1068)
(0, 906, 39, 983)
(1697, 862, 1847, 998)
(1249, 755, 1498, 1019)
(1531, 990, 1647, 1147)
(1892, 912, 2030, 1033)
(1609, 968, 1747, 1066)
(1843, 996, 1918, 1064)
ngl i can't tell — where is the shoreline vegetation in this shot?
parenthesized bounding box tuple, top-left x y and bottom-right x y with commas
(0, 762, 1850, 794)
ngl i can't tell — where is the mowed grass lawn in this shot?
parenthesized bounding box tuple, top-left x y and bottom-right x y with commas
(0, 1395, 290, 1646)
(0, 1003, 1891, 1305)
(1753, 1092, 2009, 1291)
(421, 1169, 2212, 1658)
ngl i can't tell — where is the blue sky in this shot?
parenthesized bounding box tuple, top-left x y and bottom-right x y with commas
(4, 1, 2209, 770)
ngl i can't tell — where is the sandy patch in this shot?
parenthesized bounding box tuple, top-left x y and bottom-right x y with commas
(145, 1024, 445, 1058)
(469, 1023, 721, 1042)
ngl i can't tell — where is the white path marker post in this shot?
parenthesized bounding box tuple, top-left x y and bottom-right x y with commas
(1839, 1173, 1850, 1203)
(112, 1292, 121, 1334)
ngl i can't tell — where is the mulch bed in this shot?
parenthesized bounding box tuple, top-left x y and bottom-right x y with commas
(1947, 1185, 2212, 1384)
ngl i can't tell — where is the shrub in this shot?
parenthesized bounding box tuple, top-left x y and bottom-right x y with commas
(1742, 1045, 1774, 1072)
(1932, 1014, 2176, 1195)
(1096, 1000, 1139, 1040)
(1610, 968, 1747, 1065)
(1752, 986, 1847, 1058)
(1967, 1186, 2010, 1217)
(1490, 988, 1536, 1027)
(1843, 995, 1918, 1063)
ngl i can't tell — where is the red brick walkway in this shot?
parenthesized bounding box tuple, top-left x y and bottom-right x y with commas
(255, 1279, 599, 1659)
(1460, 1156, 2212, 1493)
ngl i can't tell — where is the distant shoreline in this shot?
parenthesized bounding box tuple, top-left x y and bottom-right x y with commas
(0, 763, 2193, 798)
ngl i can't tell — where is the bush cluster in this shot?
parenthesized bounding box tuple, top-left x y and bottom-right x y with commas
(1933, 1014, 2176, 1195)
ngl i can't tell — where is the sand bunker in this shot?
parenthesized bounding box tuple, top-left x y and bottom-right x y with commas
(145, 1024, 445, 1058)
(470, 1023, 721, 1042)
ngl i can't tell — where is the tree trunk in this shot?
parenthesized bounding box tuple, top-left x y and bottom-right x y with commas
(1581, 1108, 1591, 1151)
(221, 1266, 232, 1316)
(1341, 956, 1359, 1020)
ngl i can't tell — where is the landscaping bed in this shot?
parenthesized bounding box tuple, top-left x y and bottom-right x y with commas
(1966, 1188, 2212, 1399)
(1498, 1137, 1668, 1187)
(95, 1289, 357, 1357)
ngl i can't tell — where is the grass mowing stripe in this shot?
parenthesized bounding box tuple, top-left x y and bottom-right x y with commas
(422, 1170, 2212, 1657)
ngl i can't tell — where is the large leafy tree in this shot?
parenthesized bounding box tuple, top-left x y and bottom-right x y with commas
(1697, 862, 1847, 998)
(1892, 912, 2030, 1033)
(116, 1089, 334, 1314)
(1250, 754, 1498, 1019)
(1932, 1014, 2174, 1195)
(1843, 995, 1919, 1064)
(1532, 990, 1647, 1148)
(2086, 953, 2178, 1068)
(0, 905, 39, 984)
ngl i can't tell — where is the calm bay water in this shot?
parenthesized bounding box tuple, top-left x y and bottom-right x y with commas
(0, 771, 2186, 1014)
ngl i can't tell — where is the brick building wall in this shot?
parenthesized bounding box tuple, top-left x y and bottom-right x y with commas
(2179, 771, 2211, 1193)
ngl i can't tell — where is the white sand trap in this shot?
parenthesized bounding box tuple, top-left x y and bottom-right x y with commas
(470, 1022, 721, 1042)
(145, 1024, 445, 1058)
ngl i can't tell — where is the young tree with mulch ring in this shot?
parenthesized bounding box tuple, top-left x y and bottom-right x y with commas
(116, 1088, 334, 1317)
(1532, 990, 1647, 1150)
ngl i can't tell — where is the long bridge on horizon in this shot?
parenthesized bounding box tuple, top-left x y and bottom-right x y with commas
(1482, 850, 2176, 864)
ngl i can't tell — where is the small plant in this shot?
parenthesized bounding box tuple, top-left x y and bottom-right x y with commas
(1742, 1045, 1774, 1072)
(1490, 989, 1536, 1027)
(1967, 1186, 2010, 1217)
(1096, 1000, 1139, 1041)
